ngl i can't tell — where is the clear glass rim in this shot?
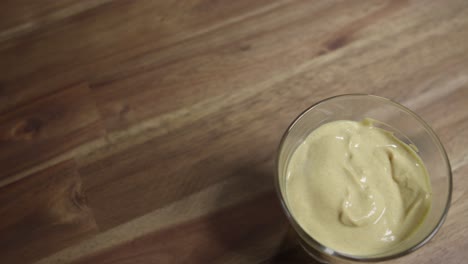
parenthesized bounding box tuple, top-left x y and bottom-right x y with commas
(275, 94, 453, 262)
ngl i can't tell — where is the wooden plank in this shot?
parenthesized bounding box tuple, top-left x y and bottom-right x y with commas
(0, 0, 285, 113)
(415, 86, 468, 167)
(80, 127, 279, 230)
(79, 57, 468, 232)
(35, 170, 276, 264)
(72, 191, 288, 264)
(89, 0, 410, 132)
(80, 41, 468, 231)
(91, 0, 468, 134)
(261, 242, 320, 264)
(89, 0, 355, 131)
(0, 83, 104, 184)
(0, 0, 113, 42)
(0, 160, 98, 264)
(83, 82, 464, 236)
(0, 1, 466, 263)
(0, 0, 77, 32)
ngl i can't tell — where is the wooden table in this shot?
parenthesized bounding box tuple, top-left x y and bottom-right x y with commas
(1, 1, 467, 263)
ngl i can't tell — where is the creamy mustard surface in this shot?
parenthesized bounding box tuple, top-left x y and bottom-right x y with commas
(286, 119, 431, 256)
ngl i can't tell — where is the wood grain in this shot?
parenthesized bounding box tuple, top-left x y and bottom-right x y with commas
(0, 83, 105, 184)
(0, 0, 283, 113)
(0, 160, 98, 264)
(72, 192, 287, 264)
(0, 0, 467, 263)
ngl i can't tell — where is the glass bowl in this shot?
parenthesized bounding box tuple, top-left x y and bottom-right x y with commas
(275, 94, 452, 263)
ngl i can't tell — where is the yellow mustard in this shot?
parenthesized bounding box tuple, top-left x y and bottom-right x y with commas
(286, 119, 431, 256)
